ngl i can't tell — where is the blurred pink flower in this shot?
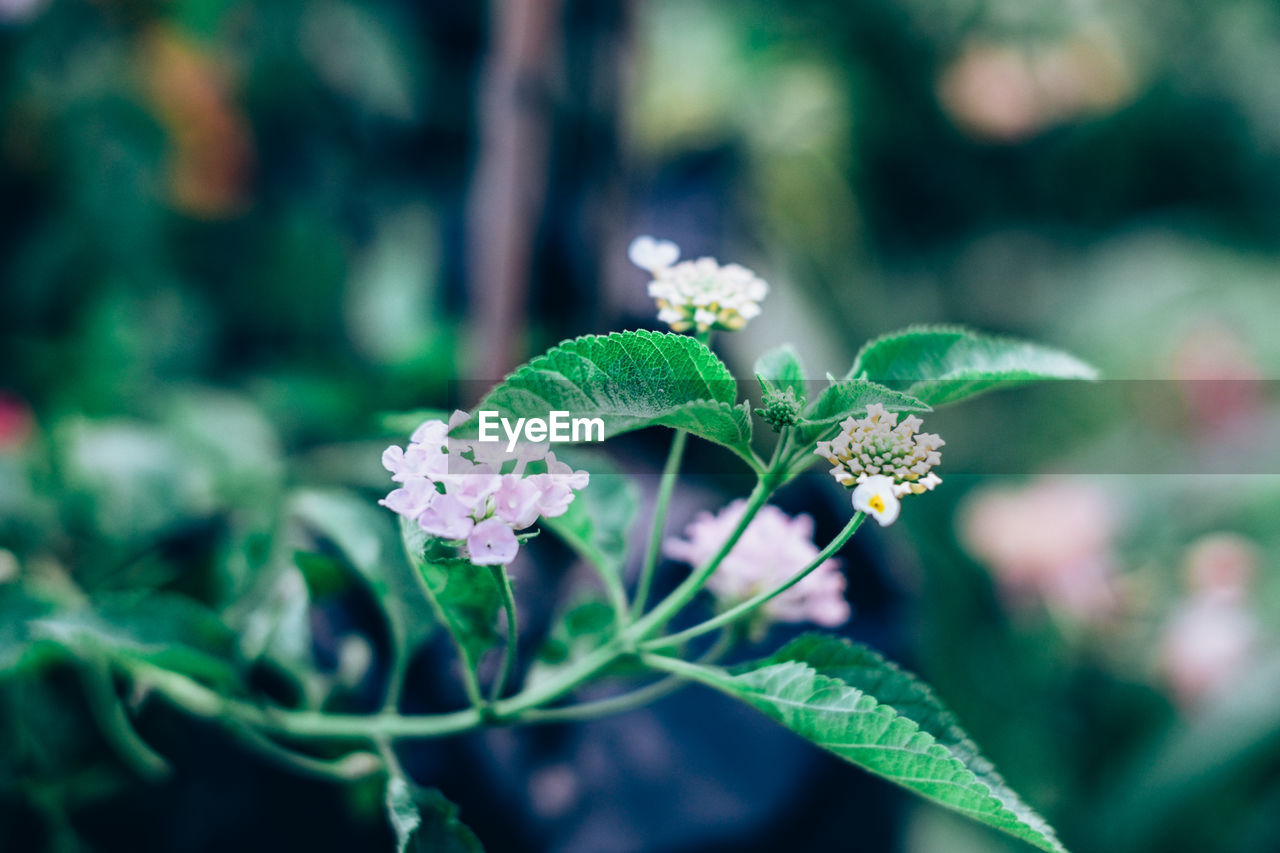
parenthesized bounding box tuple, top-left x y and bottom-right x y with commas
(665, 501, 849, 628)
(1168, 320, 1263, 437)
(959, 478, 1120, 620)
(937, 31, 1132, 143)
(1158, 532, 1263, 707)
(1159, 592, 1260, 708)
(0, 392, 32, 452)
(1183, 532, 1258, 600)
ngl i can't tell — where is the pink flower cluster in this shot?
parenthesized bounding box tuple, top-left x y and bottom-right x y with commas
(380, 412, 588, 566)
(665, 500, 849, 628)
(959, 478, 1120, 621)
(1159, 533, 1263, 708)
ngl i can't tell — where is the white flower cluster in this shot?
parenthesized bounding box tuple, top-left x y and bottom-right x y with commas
(628, 236, 768, 334)
(380, 411, 588, 566)
(665, 500, 849, 628)
(814, 404, 943, 526)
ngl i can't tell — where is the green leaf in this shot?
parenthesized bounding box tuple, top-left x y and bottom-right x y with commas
(754, 344, 807, 401)
(662, 635, 1068, 853)
(386, 776, 484, 853)
(848, 326, 1097, 406)
(796, 379, 931, 444)
(400, 519, 503, 677)
(474, 330, 753, 461)
(539, 450, 639, 583)
(524, 597, 616, 691)
(0, 585, 61, 676)
(31, 593, 240, 686)
(289, 490, 435, 655)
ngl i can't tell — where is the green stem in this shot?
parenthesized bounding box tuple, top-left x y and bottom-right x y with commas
(638, 651, 720, 682)
(489, 565, 518, 701)
(81, 660, 170, 781)
(132, 659, 485, 739)
(382, 648, 409, 713)
(628, 474, 775, 641)
(373, 735, 405, 778)
(643, 512, 866, 650)
(519, 627, 735, 723)
(231, 724, 383, 782)
(631, 428, 689, 617)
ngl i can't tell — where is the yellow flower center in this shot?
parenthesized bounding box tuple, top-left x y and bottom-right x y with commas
(868, 494, 886, 513)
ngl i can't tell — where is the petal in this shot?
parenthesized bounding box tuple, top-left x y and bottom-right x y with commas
(467, 518, 519, 565)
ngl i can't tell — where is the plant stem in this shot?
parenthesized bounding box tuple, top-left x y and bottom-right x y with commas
(627, 475, 775, 642)
(637, 651, 718, 682)
(643, 512, 866, 650)
(631, 428, 689, 617)
(518, 627, 735, 723)
(230, 723, 383, 782)
(132, 659, 486, 739)
(489, 565, 518, 701)
(80, 660, 170, 781)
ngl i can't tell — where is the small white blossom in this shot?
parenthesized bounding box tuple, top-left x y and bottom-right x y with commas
(627, 235, 680, 273)
(664, 500, 849, 628)
(631, 237, 769, 334)
(815, 404, 943, 498)
(379, 413, 589, 565)
(852, 475, 901, 527)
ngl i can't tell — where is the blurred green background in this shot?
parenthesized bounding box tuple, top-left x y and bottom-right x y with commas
(3, 0, 1280, 851)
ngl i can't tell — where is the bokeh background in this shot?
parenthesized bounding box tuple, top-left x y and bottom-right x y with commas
(4, 0, 1280, 851)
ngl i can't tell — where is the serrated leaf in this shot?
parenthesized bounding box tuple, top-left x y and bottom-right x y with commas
(475, 330, 753, 461)
(400, 519, 503, 677)
(31, 593, 240, 686)
(386, 777, 484, 853)
(848, 326, 1096, 406)
(660, 636, 1068, 853)
(754, 344, 807, 401)
(796, 379, 931, 443)
(773, 635, 1065, 849)
(289, 490, 435, 655)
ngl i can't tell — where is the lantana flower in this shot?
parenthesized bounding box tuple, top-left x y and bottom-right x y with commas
(815, 404, 943, 525)
(959, 478, 1119, 620)
(628, 235, 769, 334)
(380, 412, 589, 566)
(664, 500, 849, 628)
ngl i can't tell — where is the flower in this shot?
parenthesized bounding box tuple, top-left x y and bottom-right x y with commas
(629, 237, 769, 334)
(379, 413, 589, 565)
(1159, 593, 1260, 708)
(468, 517, 520, 566)
(852, 476, 901, 527)
(627, 235, 680, 273)
(664, 500, 849, 628)
(815, 405, 942, 524)
(958, 478, 1119, 620)
(1158, 531, 1264, 707)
